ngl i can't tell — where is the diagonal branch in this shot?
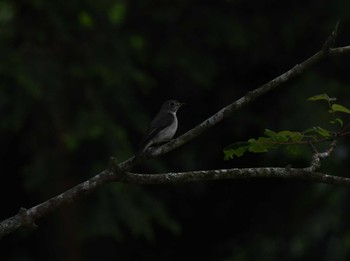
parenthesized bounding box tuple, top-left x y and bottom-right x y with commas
(1, 24, 350, 239)
(149, 40, 346, 157)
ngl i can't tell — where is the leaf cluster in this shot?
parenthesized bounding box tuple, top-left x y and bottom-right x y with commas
(224, 94, 350, 159)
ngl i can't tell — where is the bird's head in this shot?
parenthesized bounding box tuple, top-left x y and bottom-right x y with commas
(162, 100, 185, 113)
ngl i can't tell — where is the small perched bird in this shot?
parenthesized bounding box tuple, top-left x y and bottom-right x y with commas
(138, 100, 184, 154)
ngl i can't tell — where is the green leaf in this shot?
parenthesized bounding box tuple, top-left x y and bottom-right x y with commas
(277, 130, 292, 136)
(313, 127, 331, 137)
(288, 131, 303, 141)
(248, 143, 269, 153)
(307, 93, 332, 102)
(331, 104, 350, 114)
(274, 131, 290, 142)
(330, 118, 343, 127)
(223, 142, 249, 159)
(248, 137, 274, 153)
(303, 127, 331, 138)
(264, 129, 277, 137)
(264, 129, 288, 142)
(224, 146, 248, 159)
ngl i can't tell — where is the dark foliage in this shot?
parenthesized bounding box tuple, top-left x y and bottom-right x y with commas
(1, 0, 350, 260)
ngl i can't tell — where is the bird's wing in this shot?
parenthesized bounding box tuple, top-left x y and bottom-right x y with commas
(138, 112, 174, 151)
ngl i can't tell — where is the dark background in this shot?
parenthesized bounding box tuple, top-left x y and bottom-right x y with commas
(1, 0, 350, 260)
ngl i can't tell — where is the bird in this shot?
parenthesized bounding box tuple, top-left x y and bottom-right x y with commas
(138, 100, 184, 155)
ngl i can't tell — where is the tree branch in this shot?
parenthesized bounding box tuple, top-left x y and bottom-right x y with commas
(1, 23, 350, 239)
(306, 140, 337, 172)
(116, 168, 350, 187)
(117, 140, 348, 187)
(149, 51, 347, 157)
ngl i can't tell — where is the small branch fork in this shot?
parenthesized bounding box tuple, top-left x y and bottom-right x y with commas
(307, 140, 338, 172)
(115, 140, 348, 187)
(1, 22, 350, 239)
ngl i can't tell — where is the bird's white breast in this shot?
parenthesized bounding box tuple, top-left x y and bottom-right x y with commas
(153, 112, 178, 144)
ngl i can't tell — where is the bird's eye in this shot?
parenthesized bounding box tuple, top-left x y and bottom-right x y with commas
(170, 102, 175, 107)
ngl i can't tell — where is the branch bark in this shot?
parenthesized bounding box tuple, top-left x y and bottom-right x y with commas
(1, 24, 350, 239)
(117, 168, 350, 187)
